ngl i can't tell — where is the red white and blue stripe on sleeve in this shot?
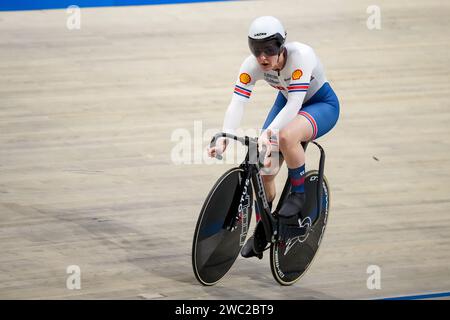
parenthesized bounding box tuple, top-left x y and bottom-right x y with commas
(233, 85, 252, 99)
(287, 82, 309, 93)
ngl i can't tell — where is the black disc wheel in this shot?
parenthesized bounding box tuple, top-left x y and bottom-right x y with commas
(192, 167, 253, 285)
(270, 170, 330, 285)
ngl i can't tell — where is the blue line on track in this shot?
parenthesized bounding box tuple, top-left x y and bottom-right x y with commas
(381, 291, 450, 300)
(0, 0, 232, 11)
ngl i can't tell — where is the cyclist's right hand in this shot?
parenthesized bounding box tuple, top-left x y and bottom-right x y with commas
(207, 137, 227, 158)
(258, 129, 273, 167)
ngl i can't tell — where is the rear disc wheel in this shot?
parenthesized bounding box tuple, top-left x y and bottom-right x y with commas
(270, 170, 330, 285)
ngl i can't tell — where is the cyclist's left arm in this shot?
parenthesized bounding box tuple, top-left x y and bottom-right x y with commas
(266, 50, 315, 131)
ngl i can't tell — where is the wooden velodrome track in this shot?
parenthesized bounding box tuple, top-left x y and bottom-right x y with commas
(1, 0, 449, 299)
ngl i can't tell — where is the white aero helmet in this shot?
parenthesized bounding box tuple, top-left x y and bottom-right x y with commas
(248, 16, 286, 57)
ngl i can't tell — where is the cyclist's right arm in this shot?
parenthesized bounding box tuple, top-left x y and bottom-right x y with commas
(208, 56, 261, 158)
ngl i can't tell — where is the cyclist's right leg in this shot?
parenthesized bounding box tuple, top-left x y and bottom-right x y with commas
(241, 92, 286, 259)
(260, 91, 287, 207)
(261, 155, 284, 207)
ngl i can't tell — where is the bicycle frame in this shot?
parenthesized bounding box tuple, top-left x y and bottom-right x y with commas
(209, 132, 326, 244)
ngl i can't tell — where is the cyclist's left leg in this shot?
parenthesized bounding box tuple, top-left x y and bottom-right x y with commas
(276, 113, 312, 232)
(278, 83, 340, 238)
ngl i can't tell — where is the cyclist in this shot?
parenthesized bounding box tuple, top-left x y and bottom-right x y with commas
(207, 16, 339, 258)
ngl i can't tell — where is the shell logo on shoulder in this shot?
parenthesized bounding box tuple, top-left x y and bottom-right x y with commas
(292, 69, 303, 80)
(239, 73, 251, 85)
